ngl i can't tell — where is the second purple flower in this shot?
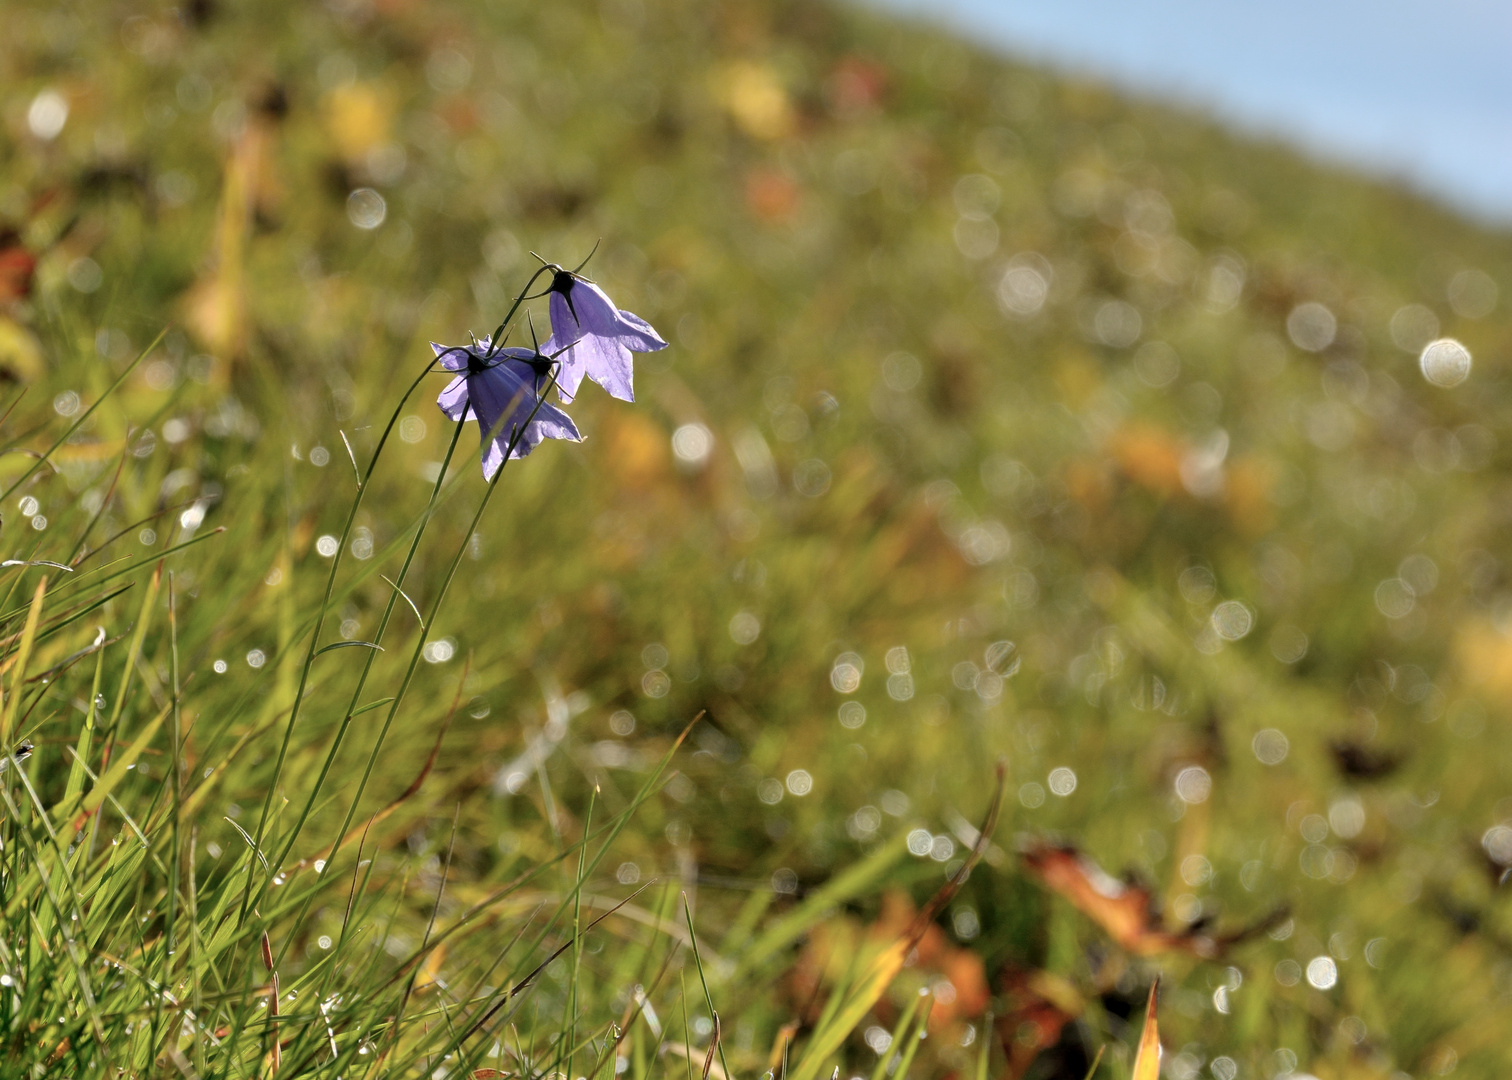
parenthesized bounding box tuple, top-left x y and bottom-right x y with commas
(433, 338, 582, 479)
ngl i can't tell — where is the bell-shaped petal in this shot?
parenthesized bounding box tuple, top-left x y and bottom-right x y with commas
(432, 341, 581, 478)
(430, 340, 476, 372)
(544, 273, 667, 403)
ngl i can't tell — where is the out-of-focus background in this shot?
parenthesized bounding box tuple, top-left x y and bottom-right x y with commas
(3, 0, 1512, 1076)
(875, 0, 1512, 223)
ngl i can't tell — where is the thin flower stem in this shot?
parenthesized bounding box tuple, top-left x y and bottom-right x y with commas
(237, 265, 552, 929)
(311, 367, 565, 892)
(266, 414, 467, 902)
(233, 355, 440, 930)
(566, 785, 598, 1080)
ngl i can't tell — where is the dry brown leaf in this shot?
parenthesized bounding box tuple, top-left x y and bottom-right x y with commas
(1022, 840, 1285, 959)
(0, 238, 36, 303)
(996, 966, 1085, 1080)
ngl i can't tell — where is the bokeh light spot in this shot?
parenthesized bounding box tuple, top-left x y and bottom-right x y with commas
(1287, 302, 1336, 352)
(346, 188, 387, 229)
(1306, 956, 1338, 990)
(1420, 338, 1472, 387)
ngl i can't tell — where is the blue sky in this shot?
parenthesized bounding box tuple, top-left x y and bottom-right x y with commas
(868, 0, 1512, 224)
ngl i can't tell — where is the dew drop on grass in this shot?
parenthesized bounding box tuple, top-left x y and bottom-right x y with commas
(830, 652, 863, 693)
(1269, 625, 1309, 663)
(1420, 338, 1472, 387)
(1252, 728, 1289, 764)
(641, 643, 669, 669)
(347, 188, 387, 229)
(671, 423, 713, 468)
(728, 611, 761, 644)
(28, 90, 68, 140)
(953, 908, 980, 940)
(1287, 302, 1336, 352)
(1306, 956, 1338, 990)
(838, 701, 866, 729)
(1211, 600, 1254, 640)
(1174, 766, 1212, 804)
(846, 806, 881, 841)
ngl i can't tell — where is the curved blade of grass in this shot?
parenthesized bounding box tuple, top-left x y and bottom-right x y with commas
(0, 327, 161, 505)
(43, 701, 170, 830)
(313, 640, 383, 655)
(0, 577, 46, 744)
(737, 831, 910, 975)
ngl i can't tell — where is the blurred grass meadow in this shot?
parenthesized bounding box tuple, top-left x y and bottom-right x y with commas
(2, 0, 1512, 1076)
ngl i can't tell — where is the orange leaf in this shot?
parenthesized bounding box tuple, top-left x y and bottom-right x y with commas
(745, 167, 801, 223)
(0, 239, 36, 303)
(996, 967, 1084, 1080)
(1021, 840, 1285, 959)
(1110, 423, 1186, 497)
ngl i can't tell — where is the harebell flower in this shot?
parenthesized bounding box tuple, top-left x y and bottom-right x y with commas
(543, 266, 667, 403)
(433, 336, 581, 479)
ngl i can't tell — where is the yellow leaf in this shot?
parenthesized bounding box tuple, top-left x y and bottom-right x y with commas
(0, 579, 46, 744)
(54, 438, 127, 464)
(415, 942, 447, 990)
(323, 82, 395, 162)
(714, 62, 795, 141)
(1455, 620, 1512, 700)
(0, 317, 44, 382)
(1131, 981, 1161, 1080)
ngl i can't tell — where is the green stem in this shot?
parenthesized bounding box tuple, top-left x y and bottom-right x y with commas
(309, 366, 562, 892)
(234, 358, 437, 929)
(267, 415, 466, 881)
(239, 264, 554, 929)
(566, 786, 598, 1080)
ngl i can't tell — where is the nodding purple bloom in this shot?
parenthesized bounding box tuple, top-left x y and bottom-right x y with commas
(433, 337, 582, 479)
(543, 269, 667, 403)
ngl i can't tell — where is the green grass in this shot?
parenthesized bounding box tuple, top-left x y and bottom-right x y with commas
(1, 0, 1512, 1076)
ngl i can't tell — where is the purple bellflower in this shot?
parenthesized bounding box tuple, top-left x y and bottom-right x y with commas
(433, 336, 582, 479)
(542, 267, 667, 403)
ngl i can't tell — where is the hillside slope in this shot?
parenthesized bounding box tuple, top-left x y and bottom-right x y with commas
(3, 0, 1512, 1076)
